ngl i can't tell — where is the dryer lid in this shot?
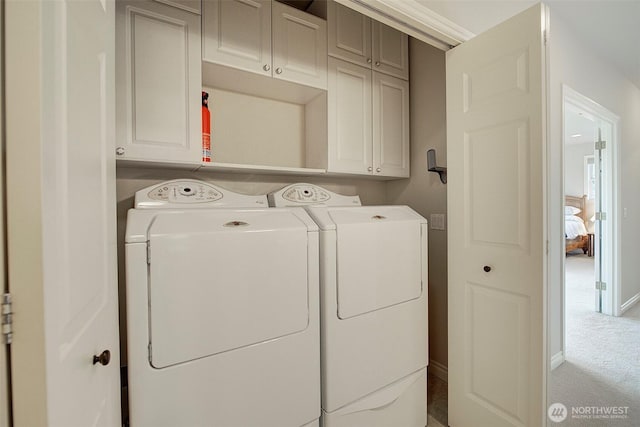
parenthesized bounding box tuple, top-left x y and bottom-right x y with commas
(307, 205, 427, 231)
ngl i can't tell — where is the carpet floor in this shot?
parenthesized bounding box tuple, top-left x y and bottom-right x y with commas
(549, 253, 640, 426)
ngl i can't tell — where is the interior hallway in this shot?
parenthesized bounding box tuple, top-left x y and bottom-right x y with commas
(550, 254, 640, 426)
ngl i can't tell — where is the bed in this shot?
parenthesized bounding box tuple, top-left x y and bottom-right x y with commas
(565, 195, 589, 255)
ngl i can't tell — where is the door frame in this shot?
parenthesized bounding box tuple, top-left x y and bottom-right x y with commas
(561, 85, 621, 358)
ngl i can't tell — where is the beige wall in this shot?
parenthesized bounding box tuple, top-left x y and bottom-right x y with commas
(387, 39, 448, 374)
(548, 11, 640, 359)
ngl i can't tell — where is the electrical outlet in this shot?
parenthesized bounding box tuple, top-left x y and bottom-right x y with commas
(430, 214, 446, 231)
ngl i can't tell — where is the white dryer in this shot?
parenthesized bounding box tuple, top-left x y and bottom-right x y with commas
(268, 184, 428, 427)
(125, 179, 320, 427)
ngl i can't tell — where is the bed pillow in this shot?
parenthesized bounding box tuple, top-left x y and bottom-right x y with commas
(565, 206, 581, 216)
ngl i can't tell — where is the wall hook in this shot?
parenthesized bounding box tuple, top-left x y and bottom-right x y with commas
(427, 149, 447, 184)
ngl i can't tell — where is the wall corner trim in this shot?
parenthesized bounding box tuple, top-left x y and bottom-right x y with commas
(620, 291, 640, 315)
(550, 351, 565, 371)
(429, 359, 448, 382)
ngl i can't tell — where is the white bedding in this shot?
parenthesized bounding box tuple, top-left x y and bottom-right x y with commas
(565, 215, 587, 240)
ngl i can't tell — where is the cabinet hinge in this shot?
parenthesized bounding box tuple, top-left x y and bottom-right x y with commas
(148, 343, 152, 363)
(2, 293, 13, 345)
(595, 212, 607, 221)
(595, 140, 607, 150)
(543, 30, 547, 45)
(146, 243, 151, 265)
(596, 281, 607, 291)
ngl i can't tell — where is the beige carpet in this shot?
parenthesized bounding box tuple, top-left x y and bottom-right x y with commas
(549, 253, 640, 426)
(427, 372, 447, 426)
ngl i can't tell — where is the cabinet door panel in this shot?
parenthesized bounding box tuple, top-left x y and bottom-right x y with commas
(328, 58, 372, 174)
(372, 21, 409, 80)
(373, 72, 409, 177)
(327, 0, 371, 68)
(154, 0, 200, 14)
(116, 0, 202, 162)
(202, 0, 271, 76)
(272, 1, 327, 89)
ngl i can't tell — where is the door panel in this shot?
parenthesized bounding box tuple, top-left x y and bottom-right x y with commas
(7, 0, 121, 425)
(447, 4, 546, 427)
(373, 72, 409, 177)
(328, 57, 372, 174)
(328, 0, 372, 68)
(372, 21, 408, 80)
(202, 0, 272, 76)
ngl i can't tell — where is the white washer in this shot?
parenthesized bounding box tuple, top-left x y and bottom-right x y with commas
(269, 184, 428, 427)
(125, 179, 320, 427)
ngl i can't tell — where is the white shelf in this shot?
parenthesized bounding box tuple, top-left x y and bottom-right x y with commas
(197, 162, 327, 176)
(116, 158, 200, 170)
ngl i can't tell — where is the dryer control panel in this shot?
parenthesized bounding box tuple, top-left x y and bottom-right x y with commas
(268, 183, 361, 207)
(134, 180, 268, 209)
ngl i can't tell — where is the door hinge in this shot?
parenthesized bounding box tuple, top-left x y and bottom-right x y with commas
(595, 212, 607, 221)
(2, 293, 13, 344)
(595, 140, 607, 150)
(596, 281, 607, 291)
(146, 243, 151, 265)
(148, 343, 152, 363)
(543, 30, 547, 45)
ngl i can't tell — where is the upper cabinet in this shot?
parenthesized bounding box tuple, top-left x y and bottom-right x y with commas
(115, 0, 202, 163)
(203, 0, 327, 90)
(328, 0, 408, 80)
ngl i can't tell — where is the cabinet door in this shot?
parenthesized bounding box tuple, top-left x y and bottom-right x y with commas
(328, 58, 372, 175)
(202, 0, 271, 76)
(373, 72, 409, 177)
(116, 0, 202, 162)
(372, 21, 409, 80)
(327, 0, 371, 68)
(154, 0, 200, 14)
(272, 1, 327, 90)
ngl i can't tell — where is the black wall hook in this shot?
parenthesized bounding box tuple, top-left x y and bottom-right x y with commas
(427, 149, 447, 184)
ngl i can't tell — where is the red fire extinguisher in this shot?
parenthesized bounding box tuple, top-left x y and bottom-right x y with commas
(202, 91, 211, 162)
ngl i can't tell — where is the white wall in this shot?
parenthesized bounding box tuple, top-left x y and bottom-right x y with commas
(548, 11, 640, 359)
(387, 39, 448, 376)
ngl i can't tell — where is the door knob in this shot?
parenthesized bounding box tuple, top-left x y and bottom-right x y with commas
(367, 58, 372, 64)
(483, 266, 491, 273)
(275, 67, 283, 74)
(263, 64, 271, 72)
(367, 166, 373, 172)
(375, 61, 381, 66)
(376, 167, 381, 173)
(93, 350, 111, 366)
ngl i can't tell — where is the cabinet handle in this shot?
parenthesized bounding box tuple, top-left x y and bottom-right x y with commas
(263, 64, 271, 72)
(375, 61, 381, 67)
(376, 167, 381, 173)
(116, 147, 125, 156)
(367, 58, 372, 64)
(275, 67, 283, 74)
(367, 166, 373, 172)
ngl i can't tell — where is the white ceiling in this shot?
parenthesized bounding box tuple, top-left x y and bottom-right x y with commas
(416, 0, 640, 89)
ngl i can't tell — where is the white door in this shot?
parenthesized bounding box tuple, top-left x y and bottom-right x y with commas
(447, 4, 547, 427)
(5, 0, 121, 426)
(373, 71, 409, 178)
(272, 1, 328, 89)
(328, 57, 373, 175)
(202, 0, 272, 76)
(116, 0, 202, 163)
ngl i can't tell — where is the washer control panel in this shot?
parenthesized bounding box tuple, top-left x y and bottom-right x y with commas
(147, 181, 222, 203)
(268, 183, 361, 207)
(134, 179, 268, 209)
(282, 185, 331, 203)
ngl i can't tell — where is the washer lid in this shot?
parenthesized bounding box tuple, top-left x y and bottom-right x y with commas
(134, 179, 267, 209)
(146, 208, 313, 369)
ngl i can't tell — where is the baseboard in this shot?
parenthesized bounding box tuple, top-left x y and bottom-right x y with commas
(550, 351, 565, 370)
(428, 359, 448, 382)
(621, 292, 640, 314)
